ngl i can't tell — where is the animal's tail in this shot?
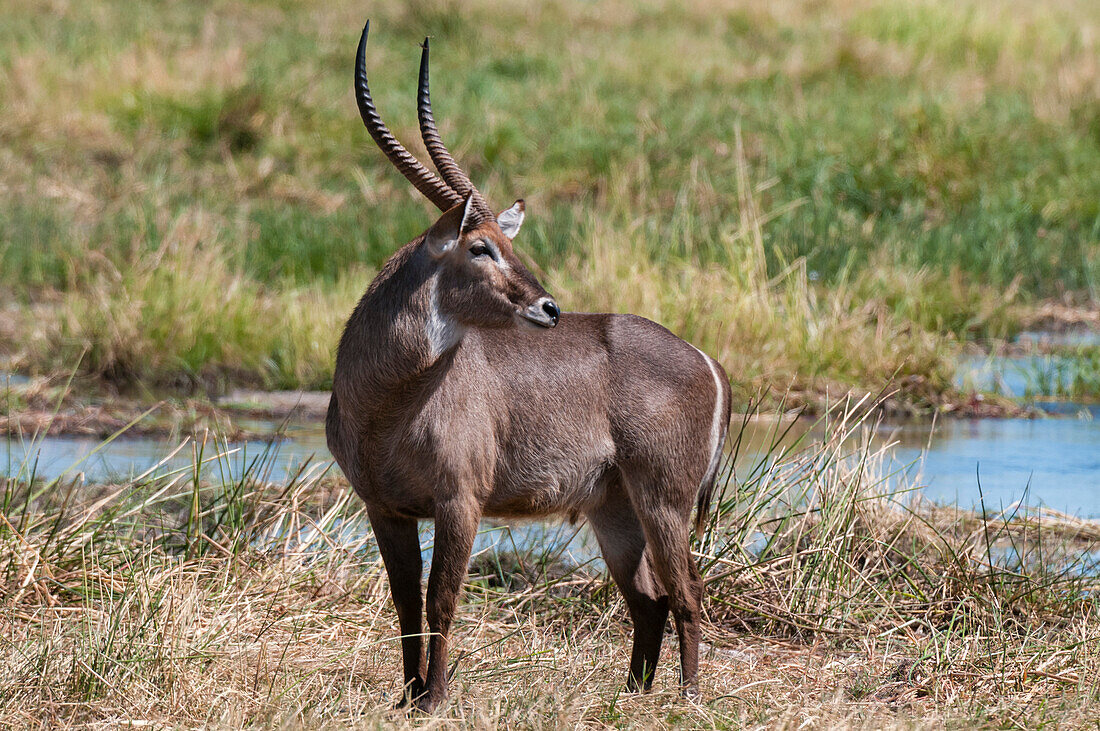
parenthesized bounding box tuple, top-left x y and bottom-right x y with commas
(694, 364, 732, 535)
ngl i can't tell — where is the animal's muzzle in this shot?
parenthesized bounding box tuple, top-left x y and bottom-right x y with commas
(521, 297, 560, 328)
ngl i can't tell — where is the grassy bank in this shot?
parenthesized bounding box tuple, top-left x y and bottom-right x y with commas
(3, 404, 1100, 727)
(2, 0, 1100, 404)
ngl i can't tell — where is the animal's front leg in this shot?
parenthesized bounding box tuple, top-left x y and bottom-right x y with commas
(368, 509, 427, 707)
(418, 497, 480, 712)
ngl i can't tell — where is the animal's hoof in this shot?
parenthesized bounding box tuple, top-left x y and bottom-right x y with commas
(625, 670, 655, 693)
(412, 692, 446, 714)
(393, 679, 427, 710)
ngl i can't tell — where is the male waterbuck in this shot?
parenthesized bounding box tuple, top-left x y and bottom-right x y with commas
(326, 21, 731, 711)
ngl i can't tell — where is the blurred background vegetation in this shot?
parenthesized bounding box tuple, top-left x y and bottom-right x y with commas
(1, 0, 1098, 407)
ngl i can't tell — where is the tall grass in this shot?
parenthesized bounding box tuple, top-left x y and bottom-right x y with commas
(3, 400, 1100, 727)
(3, 0, 1099, 402)
(15, 209, 363, 390)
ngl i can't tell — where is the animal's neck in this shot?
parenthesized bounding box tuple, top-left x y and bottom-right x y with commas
(338, 242, 465, 408)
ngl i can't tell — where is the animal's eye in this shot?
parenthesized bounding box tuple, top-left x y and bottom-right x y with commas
(469, 241, 493, 258)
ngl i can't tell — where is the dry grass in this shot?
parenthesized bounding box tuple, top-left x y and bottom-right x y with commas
(2, 402, 1100, 728)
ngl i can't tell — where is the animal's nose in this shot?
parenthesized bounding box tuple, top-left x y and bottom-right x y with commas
(521, 297, 559, 328)
(540, 299, 560, 326)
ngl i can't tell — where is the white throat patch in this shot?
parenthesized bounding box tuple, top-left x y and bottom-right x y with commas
(425, 274, 464, 358)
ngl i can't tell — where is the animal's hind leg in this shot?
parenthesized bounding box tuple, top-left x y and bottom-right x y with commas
(586, 483, 669, 691)
(623, 473, 704, 697)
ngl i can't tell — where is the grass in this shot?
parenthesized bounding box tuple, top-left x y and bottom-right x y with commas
(1017, 346, 1100, 401)
(3, 400, 1100, 727)
(2, 0, 1099, 406)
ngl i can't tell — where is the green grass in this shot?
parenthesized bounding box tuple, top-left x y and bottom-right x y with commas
(1019, 346, 1100, 401)
(1, 0, 1099, 402)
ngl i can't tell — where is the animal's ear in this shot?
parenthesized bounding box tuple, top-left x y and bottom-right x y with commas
(426, 194, 476, 257)
(496, 199, 525, 239)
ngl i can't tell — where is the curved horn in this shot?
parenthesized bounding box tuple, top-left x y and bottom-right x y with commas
(417, 37, 495, 224)
(355, 21, 462, 211)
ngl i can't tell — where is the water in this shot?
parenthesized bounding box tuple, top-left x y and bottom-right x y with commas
(954, 329, 1100, 398)
(955, 354, 1058, 397)
(3, 330, 1099, 522)
(1016, 330, 1100, 348)
(953, 353, 1098, 398)
(726, 414, 1100, 517)
(6, 411, 1098, 516)
(1, 425, 332, 486)
(888, 418, 1100, 516)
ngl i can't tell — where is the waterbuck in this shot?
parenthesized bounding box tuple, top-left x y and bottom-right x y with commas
(325, 21, 731, 711)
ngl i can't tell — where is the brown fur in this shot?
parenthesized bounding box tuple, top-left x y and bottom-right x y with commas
(327, 206, 731, 710)
(329, 24, 731, 712)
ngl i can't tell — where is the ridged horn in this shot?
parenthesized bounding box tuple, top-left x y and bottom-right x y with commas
(417, 37, 495, 225)
(354, 21, 462, 211)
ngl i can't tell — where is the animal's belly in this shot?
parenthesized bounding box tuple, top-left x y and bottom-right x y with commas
(354, 393, 616, 520)
(360, 463, 611, 521)
(481, 448, 614, 518)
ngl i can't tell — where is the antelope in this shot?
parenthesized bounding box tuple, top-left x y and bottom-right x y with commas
(326, 21, 731, 712)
